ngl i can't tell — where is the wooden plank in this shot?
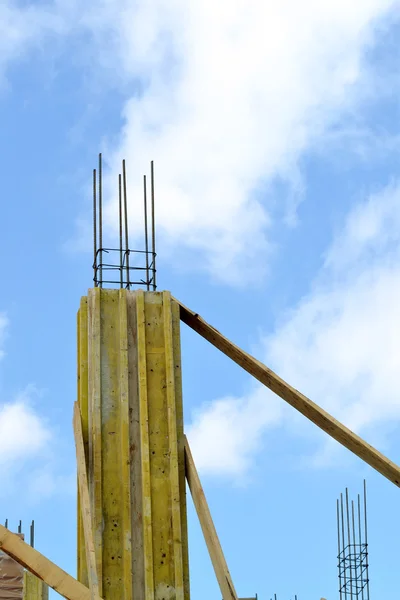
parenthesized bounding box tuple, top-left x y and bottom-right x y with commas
(171, 298, 191, 600)
(77, 297, 89, 587)
(136, 290, 155, 600)
(184, 436, 238, 600)
(126, 292, 145, 600)
(73, 401, 99, 598)
(88, 288, 103, 594)
(87, 288, 134, 600)
(135, 291, 187, 600)
(0, 525, 102, 600)
(177, 300, 400, 487)
(118, 289, 134, 600)
(163, 293, 185, 600)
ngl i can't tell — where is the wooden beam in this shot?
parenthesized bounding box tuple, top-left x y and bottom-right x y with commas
(73, 401, 100, 598)
(177, 299, 400, 488)
(184, 436, 238, 600)
(0, 525, 103, 600)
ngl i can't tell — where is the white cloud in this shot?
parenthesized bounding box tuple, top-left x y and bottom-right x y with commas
(265, 183, 400, 437)
(95, 0, 400, 283)
(0, 1, 68, 87)
(0, 318, 50, 470)
(27, 468, 76, 502)
(0, 388, 51, 468)
(188, 182, 400, 475)
(2, 2, 399, 281)
(186, 387, 282, 477)
(0, 387, 75, 502)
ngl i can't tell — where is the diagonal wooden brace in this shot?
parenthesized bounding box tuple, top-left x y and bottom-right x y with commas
(0, 525, 103, 600)
(177, 298, 400, 487)
(73, 401, 99, 598)
(184, 436, 238, 600)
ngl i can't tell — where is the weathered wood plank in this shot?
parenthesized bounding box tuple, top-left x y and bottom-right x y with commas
(184, 436, 238, 600)
(177, 299, 400, 487)
(73, 401, 99, 598)
(0, 525, 102, 600)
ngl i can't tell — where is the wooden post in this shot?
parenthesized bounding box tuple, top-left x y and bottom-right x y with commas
(77, 289, 190, 600)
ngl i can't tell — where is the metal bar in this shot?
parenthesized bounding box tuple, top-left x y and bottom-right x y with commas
(144, 175, 150, 290)
(337, 499, 343, 600)
(95, 248, 149, 255)
(122, 160, 130, 289)
(98, 153, 103, 288)
(364, 481, 370, 600)
(93, 168, 97, 286)
(4, 519, 8, 528)
(119, 174, 123, 289)
(341, 493, 348, 600)
(351, 500, 359, 596)
(18, 520, 22, 534)
(346, 489, 354, 600)
(150, 160, 156, 290)
(358, 495, 365, 600)
(30, 520, 34, 548)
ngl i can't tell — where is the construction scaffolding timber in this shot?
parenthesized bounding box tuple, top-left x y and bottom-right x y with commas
(337, 481, 370, 600)
(0, 522, 48, 600)
(1, 154, 400, 600)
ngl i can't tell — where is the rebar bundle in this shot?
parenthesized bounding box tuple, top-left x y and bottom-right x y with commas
(337, 480, 370, 600)
(3, 520, 35, 547)
(93, 154, 157, 290)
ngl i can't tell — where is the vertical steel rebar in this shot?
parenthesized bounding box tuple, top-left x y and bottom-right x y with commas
(91, 154, 159, 289)
(93, 168, 97, 286)
(119, 174, 123, 289)
(337, 499, 343, 600)
(122, 159, 130, 289)
(98, 153, 103, 288)
(341, 493, 348, 600)
(346, 489, 354, 600)
(30, 520, 35, 547)
(364, 481, 370, 600)
(4, 519, 8, 528)
(143, 175, 150, 290)
(150, 160, 156, 290)
(358, 494, 365, 600)
(351, 500, 359, 596)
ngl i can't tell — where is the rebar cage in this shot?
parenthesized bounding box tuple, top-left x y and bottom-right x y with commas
(92, 154, 157, 290)
(337, 480, 370, 600)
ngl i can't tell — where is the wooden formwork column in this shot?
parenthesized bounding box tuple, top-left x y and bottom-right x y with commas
(23, 572, 49, 600)
(77, 289, 190, 600)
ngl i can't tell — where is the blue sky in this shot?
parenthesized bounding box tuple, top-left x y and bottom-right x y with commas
(1, 1, 400, 599)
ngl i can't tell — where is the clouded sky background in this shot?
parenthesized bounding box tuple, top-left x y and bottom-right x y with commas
(1, 1, 400, 599)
